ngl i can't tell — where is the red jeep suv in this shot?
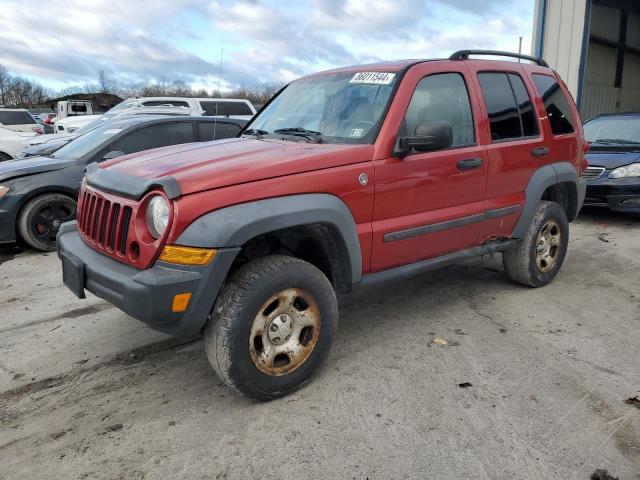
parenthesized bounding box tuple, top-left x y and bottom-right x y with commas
(58, 50, 587, 401)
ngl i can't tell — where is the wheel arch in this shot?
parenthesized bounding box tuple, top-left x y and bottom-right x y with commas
(175, 194, 363, 290)
(512, 162, 585, 238)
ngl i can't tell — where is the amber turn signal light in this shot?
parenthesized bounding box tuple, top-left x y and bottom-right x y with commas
(171, 293, 192, 313)
(159, 245, 217, 265)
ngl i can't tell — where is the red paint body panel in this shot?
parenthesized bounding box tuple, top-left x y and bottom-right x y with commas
(86, 58, 584, 273)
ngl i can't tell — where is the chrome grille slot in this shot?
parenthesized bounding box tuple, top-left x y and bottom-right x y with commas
(582, 166, 605, 180)
(119, 207, 132, 255)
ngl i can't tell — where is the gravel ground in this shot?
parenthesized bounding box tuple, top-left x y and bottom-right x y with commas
(0, 208, 638, 480)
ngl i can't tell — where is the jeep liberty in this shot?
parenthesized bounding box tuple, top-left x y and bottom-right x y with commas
(58, 50, 587, 401)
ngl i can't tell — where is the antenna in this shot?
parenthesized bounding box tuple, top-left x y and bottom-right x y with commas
(213, 48, 223, 140)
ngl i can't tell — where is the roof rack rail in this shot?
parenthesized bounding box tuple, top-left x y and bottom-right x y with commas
(449, 50, 549, 68)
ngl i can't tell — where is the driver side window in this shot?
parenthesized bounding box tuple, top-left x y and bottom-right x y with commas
(404, 73, 475, 147)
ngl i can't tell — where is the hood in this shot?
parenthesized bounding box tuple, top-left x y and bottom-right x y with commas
(587, 150, 640, 170)
(101, 138, 374, 195)
(0, 156, 75, 183)
(18, 138, 71, 158)
(26, 132, 75, 146)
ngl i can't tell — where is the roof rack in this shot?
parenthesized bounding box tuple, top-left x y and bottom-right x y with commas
(449, 50, 549, 68)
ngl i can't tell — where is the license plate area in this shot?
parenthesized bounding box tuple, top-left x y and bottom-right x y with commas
(62, 252, 86, 299)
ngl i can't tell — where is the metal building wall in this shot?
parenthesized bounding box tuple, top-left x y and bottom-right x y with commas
(532, 0, 589, 101)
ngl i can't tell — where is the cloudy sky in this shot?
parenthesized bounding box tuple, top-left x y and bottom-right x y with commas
(0, 0, 534, 91)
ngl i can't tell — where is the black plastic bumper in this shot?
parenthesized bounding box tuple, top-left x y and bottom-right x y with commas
(584, 176, 640, 213)
(56, 222, 239, 337)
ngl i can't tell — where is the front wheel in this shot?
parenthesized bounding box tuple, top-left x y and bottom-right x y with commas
(18, 193, 77, 251)
(204, 255, 338, 401)
(503, 200, 569, 287)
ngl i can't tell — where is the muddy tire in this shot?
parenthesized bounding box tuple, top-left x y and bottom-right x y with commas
(503, 200, 569, 287)
(18, 193, 77, 251)
(204, 255, 338, 401)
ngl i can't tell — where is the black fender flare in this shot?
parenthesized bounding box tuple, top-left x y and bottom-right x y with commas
(512, 161, 586, 238)
(176, 194, 363, 284)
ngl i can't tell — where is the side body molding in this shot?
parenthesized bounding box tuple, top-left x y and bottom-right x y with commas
(176, 194, 363, 284)
(512, 161, 586, 238)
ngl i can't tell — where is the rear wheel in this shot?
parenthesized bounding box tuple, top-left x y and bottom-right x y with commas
(204, 255, 338, 401)
(503, 200, 569, 287)
(18, 193, 77, 251)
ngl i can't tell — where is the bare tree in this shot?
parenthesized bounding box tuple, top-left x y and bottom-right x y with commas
(0, 64, 9, 106)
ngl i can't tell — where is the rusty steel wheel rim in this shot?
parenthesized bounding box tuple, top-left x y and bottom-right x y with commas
(536, 219, 561, 272)
(249, 288, 321, 376)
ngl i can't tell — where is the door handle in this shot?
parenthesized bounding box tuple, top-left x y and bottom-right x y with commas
(456, 157, 483, 170)
(531, 146, 550, 157)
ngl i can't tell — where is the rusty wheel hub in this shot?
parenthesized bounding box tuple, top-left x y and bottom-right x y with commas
(535, 219, 561, 272)
(249, 288, 320, 376)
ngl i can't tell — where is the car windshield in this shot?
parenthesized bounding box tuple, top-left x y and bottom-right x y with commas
(51, 123, 128, 159)
(74, 116, 109, 135)
(245, 71, 398, 144)
(584, 116, 640, 145)
(106, 99, 140, 113)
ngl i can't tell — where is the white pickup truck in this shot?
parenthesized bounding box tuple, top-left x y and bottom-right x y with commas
(54, 97, 256, 133)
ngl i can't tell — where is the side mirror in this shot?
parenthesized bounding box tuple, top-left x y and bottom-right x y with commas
(393, 121, 453, 157)
(102, 150, 125, 161)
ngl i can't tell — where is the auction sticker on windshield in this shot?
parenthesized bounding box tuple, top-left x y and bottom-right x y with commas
(349, 72, 396, 85)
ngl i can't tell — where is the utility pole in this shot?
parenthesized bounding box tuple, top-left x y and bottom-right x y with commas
(518, 36, 523, 61)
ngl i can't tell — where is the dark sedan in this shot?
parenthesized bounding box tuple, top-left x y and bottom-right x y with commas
(0, 115, 246, 251)
(583, 113, 640, 214)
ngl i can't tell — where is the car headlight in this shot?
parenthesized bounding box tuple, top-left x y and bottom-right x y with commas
(609, 163, 640, 179)
(146, 195, 169, 238)
(0, 186, 9, 198)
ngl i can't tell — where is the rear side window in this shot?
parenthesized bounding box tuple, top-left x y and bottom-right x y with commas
(478, 72, 540, 141)
(404, 73, 475, 147)
(109, 122, 195, 155)
(198, 122, 242, 140)
(0, 110, 36, 125)
(508, 74, 538, 137)
(532, 74, 575, 135)
(200, 101, 253, 116)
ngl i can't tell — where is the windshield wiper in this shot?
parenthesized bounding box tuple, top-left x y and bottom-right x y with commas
(593, 138, 640, 145)
(273, 127, 325, 143)
(242, 128, 268, 139)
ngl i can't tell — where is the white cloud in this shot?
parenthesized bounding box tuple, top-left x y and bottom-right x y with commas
(0, 0, 534, 91)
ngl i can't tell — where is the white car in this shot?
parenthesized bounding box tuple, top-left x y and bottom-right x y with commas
(109, 97, 257, 120)
(0, 127, 36, 161)
(54, 114, 103, 133)
(0, 108, 44, 134)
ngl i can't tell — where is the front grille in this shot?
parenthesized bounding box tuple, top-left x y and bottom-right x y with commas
(78, 188, 132, 254)
(582, 166, 605, 180)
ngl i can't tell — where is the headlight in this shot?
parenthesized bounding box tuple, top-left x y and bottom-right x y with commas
(0, 186, 9, 198)
(609, 163, 640, 179)
(146, 195, 169, 238)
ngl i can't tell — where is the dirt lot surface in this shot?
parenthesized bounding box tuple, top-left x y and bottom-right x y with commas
(1, 208, 639, 480)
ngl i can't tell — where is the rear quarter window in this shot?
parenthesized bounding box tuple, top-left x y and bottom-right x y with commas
(0, 111, 36, 125)
(200, 101, 253, 116)
(532, 74, 575, 135)
(198, 122, 242, 140)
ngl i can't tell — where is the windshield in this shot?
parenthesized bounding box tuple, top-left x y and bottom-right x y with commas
(246, 71, 398, 144)
(74, 116, 109, 135)
(106, 99, 140, 114)
(584, 116, 640, 145)
(51, 123, 128, 159)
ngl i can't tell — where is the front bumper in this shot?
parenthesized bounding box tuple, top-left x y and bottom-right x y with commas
(0, 194, 22, 244)
(57, 222, 239, 337)
(584, 174, 640, 213)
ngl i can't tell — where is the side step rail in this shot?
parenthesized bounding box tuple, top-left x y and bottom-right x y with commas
(358, 239, 520, 288)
